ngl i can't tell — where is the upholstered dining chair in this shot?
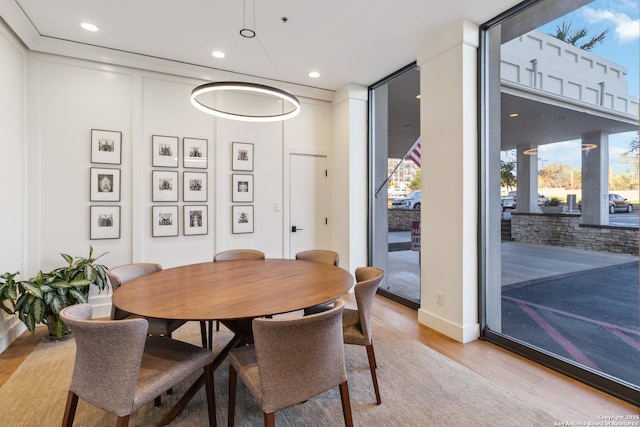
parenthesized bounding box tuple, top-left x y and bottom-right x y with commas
(342, 266, 384, 404)
(60, 304, 216, 427)
(203, 249, 266, 346)
(295, 249, 340, 316)
(227, 299, 353, 427)
(107, 263, 186, 337)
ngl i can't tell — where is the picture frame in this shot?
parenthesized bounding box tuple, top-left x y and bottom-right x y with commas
(90, 167, 121, 202)
(232, 142, 254, 171)
(183, 137, 208, 169)
(232, 205, 254, 234)
(152, 205, 179, 237)
(232, 174, 253, 203)
(90, 205, 121, 240)
(152, 135, 179, 167)
(183, 171, 208, 202)
(152, 170, 179, 202)
(184, 205, 208, 236)
(91, 129, 122, 164)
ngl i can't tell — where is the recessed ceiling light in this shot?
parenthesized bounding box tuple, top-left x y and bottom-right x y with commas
(509, 113, 519, 117)
(211, 51, 225, 59)
(416, 94, 421, 99)
(80, 22, 99, 32)
(308, 71, 320, 78)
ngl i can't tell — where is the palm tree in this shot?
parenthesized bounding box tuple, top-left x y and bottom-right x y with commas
(551, 21, 608, 52)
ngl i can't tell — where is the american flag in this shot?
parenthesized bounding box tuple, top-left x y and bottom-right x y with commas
(407, 137, 421, 168)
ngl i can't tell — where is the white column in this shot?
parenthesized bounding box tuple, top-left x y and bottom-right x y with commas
(417, 20, 479, 343)
(331, 85, 368, 274)
(581, 132, 609, 225)
(516, 143, 539, 212)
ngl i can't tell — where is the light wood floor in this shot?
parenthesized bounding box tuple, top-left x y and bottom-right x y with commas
(1, 294, 638, 421)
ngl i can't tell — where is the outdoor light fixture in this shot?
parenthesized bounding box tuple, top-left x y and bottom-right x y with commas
(190, 0, 301, 122)
(523, 148, 538, 155)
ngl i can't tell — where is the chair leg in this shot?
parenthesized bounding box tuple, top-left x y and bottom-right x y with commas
(339, 381, 354, 427)
(228, 365, 238, 427)
(115, 415, 130, 427)
(216, 320, 220, 331)
(264, 412, 276, 427)
(204, 364, 217, 427)
(208, 320, 213, 350)
(200, 321, 208, 348)
(366, 344, 381, 404)
(62, 390, 79, 427)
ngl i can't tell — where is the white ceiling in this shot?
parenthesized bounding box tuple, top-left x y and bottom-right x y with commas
(2, 0, 522, 92)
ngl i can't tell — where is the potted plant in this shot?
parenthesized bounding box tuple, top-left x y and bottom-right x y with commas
(0, 246, 109, 338)
(541, 197, 563, 213)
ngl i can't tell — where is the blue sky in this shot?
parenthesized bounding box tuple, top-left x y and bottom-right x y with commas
(536, 0, 639, 174)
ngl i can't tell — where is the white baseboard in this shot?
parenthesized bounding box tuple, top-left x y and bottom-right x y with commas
(418, 308, 479, 343)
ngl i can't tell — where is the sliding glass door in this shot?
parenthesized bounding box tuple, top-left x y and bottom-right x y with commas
(369, 64, 421, 308)
(480, 0, 639, 404)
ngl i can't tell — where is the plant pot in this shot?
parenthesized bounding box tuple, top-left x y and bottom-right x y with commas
(43, 315, 72, 342)
(541, 205, 563, 213)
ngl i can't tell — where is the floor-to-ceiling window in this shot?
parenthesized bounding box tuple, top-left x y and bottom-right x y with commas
(481, 0, 639, 405)
(369, 64, 421, 308)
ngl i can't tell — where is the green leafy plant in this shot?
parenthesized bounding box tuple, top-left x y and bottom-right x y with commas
(0, 247, 109, 338)
(549, 197, 561, 207)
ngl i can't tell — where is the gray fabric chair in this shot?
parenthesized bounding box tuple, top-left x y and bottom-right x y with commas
(213, 249, 265, 261)
(107, 263, 186, 337)
(295, 250, 341, 316)
(342, 266, 384, 404)
(295, 249, 339, 266)
(228, 299, 353, 427)
(204, 249, 266, 346)
(60, 304, 216, 427)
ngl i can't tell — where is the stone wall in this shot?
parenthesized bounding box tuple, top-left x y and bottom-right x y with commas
(388, 209, 420, 230)
(511, 212, 639, 255)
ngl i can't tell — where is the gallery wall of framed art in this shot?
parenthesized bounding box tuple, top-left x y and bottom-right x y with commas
(89, 129, 122, 240)
(151, 135, 210, 237)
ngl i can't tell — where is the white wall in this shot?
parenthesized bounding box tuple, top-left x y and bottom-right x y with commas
(0, 22, 356, 352)
(0, 19, 28, 350)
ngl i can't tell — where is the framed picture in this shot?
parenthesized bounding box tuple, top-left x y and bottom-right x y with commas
(184, 205, 208, 236)
(232, 205, 254, 234)
(152, 170, 179, 202)
(152, 135, 179, 167)
(183, 137, 208, 169)
(152, 205, 179, 237)
(91, 129, 122, 164)
(232, 174, 253, 202)
(90, 167, 121, 202)
(90, 205, 121, 240)
(232, 142, 254, 171)
(183, 172, 207, 202)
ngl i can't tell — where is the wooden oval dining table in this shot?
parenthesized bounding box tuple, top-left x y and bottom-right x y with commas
(111, 258, 354, 426)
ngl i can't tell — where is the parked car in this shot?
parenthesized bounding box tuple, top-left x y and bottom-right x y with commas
(391, 190, 421, 209)
(577, 194, 633, 214)
(501, 191, 550, 211)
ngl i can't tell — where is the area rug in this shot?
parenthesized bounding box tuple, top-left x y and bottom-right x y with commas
(0, 319, 557, 426)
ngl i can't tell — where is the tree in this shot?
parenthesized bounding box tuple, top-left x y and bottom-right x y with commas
(551, 21, 608, 52)
(500, 159, 516, 190)
(408, 170, 421, 191)
(538, 161, 581, 189)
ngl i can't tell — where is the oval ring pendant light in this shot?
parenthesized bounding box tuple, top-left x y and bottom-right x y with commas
(190, 81, 301, 122)
(190, 0, 301, 122)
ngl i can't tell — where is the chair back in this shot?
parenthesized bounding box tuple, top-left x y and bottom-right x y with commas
(107, 263, 162, 320)
(354, 267, 384, 344)
(295, 249, 339, 266)
(60, 304, 148, 417)
(252, 299, 346, 414)
(214, 249, 265, 261)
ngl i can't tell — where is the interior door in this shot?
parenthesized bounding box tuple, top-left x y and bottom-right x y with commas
(289, 153, 328, 256)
